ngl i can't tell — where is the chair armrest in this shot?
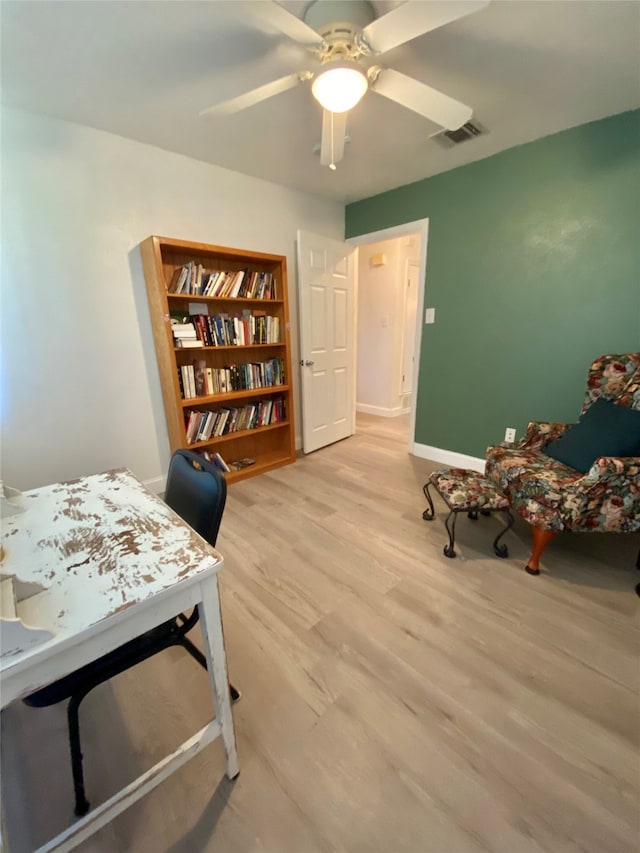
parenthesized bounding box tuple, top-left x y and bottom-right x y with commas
(583, 456, 640, 484)
(565, 457, 640, 531)
(518, 421, 573, 451)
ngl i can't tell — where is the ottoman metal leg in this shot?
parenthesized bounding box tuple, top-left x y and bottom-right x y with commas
(492, 508, 515, 558)
(422, 482, 435, 521)
(443, 510, 458, 558)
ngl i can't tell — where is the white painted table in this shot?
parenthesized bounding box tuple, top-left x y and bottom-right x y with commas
(0, 468, 238, 852)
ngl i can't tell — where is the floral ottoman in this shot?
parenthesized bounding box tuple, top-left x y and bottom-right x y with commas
(423, 467, 515, 559)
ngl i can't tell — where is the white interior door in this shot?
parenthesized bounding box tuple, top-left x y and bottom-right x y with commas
(401, 261, 420, 395)
(297, 230, 356, 454)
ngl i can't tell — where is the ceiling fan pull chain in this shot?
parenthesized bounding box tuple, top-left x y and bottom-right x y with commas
(329, 111, 337, 171)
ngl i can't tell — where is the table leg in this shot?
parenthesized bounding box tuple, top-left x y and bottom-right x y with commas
(198, 576, 239, 780)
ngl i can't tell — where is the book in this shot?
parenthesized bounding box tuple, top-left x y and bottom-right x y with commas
(175, 340, 204, 348)
(214, 452, 230, 472)
(202, 450, 230, 473)
(214, 409, 230, 436)
(193, 359, 206, 398)
(206, 272, 219, 297)
(205, 367, 214, 396)
(172, 323, 197, 338)
(186, 365, 196, 399)
(229, 269, 247, 298)
(168, 265, 189, 293)
(180, 366, 193, 399)
(168, 267, 182, 292)
(194, 263, 204, 295)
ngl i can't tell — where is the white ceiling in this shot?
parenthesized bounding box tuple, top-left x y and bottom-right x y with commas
(1, 1, 639, 203)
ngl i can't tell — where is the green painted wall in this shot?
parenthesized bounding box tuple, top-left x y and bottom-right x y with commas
(346, 110, 640, 458)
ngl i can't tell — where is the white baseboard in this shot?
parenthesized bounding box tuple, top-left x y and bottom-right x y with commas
(356, 403, 411, 418)
(144, 476, 166, 495)
(411, 443, 486, 474)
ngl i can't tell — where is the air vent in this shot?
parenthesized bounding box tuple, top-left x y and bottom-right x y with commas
(432, 120, 487, 148)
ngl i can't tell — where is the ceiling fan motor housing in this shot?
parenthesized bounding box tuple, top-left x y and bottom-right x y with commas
(304, 0, 375, 63)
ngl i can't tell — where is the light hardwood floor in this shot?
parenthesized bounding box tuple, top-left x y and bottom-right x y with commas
(3, 414, 639, 853)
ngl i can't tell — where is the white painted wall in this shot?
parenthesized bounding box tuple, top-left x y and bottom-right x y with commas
(356, 235, 419, 416)
(0, 108, 344, 491)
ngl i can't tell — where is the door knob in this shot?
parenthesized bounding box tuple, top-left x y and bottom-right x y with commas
(304, 360, 315, 367)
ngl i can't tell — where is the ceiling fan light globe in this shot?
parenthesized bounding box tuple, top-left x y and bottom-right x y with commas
(312, 66, 367, 113)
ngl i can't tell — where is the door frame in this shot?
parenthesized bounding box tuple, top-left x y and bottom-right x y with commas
(347, 218, 429, 454)
(400, 259, 420, 396)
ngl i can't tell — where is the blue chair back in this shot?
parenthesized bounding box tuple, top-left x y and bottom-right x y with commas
(164, 449, 227, 547)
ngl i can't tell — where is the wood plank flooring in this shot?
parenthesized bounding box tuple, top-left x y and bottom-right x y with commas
(2, 414, 639, 852)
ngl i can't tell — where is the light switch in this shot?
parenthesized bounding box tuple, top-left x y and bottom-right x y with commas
(425, 307, 435, 324)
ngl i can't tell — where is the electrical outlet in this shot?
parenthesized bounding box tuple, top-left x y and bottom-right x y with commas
(504, 427, 516, 443)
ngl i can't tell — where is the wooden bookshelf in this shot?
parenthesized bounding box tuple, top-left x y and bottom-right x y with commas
(140, 236, 296, 484)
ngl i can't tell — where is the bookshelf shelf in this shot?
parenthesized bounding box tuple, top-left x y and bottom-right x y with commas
(180, 385, 291, 407)
(168, 294, 284, 306)
(141, 236, 296, 483)
(222, 450, 294, 484)
(174, 343, 286, 354)
(188, 420, 290, 450)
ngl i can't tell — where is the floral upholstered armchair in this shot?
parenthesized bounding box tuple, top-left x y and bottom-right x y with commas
(485, 353, 640, 575)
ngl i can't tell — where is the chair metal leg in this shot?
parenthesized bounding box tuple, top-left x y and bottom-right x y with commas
(179, 638, 241, 702)
(67, 694, 90, 817)
(181, 636, 208, 669)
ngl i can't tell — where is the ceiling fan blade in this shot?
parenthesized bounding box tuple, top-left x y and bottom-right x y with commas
(320, 110, 347, 168)
(359, 0, 489, 55)
(370, 68, 472, 130)
(244, 1, 324, 49)
(200, 73, 306, 117)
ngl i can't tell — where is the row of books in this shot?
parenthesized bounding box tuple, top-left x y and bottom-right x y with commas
(185, 398, 286, 444)
(172, 312, 280, 348)
(200, 451, 256, 474)
(178, 357, 285, 400)
(167, 262, 276, 299)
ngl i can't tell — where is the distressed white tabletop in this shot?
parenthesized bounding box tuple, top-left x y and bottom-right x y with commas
(0, 468, 222, 675)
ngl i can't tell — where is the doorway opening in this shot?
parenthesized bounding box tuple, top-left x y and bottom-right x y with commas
(347, 219, 429, 453)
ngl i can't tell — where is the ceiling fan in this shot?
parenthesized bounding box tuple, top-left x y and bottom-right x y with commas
(200, 0, 489, 169)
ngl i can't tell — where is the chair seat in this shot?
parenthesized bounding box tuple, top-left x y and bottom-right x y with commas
(485, 445, 587, 531)
(485, 446, 582, 504)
